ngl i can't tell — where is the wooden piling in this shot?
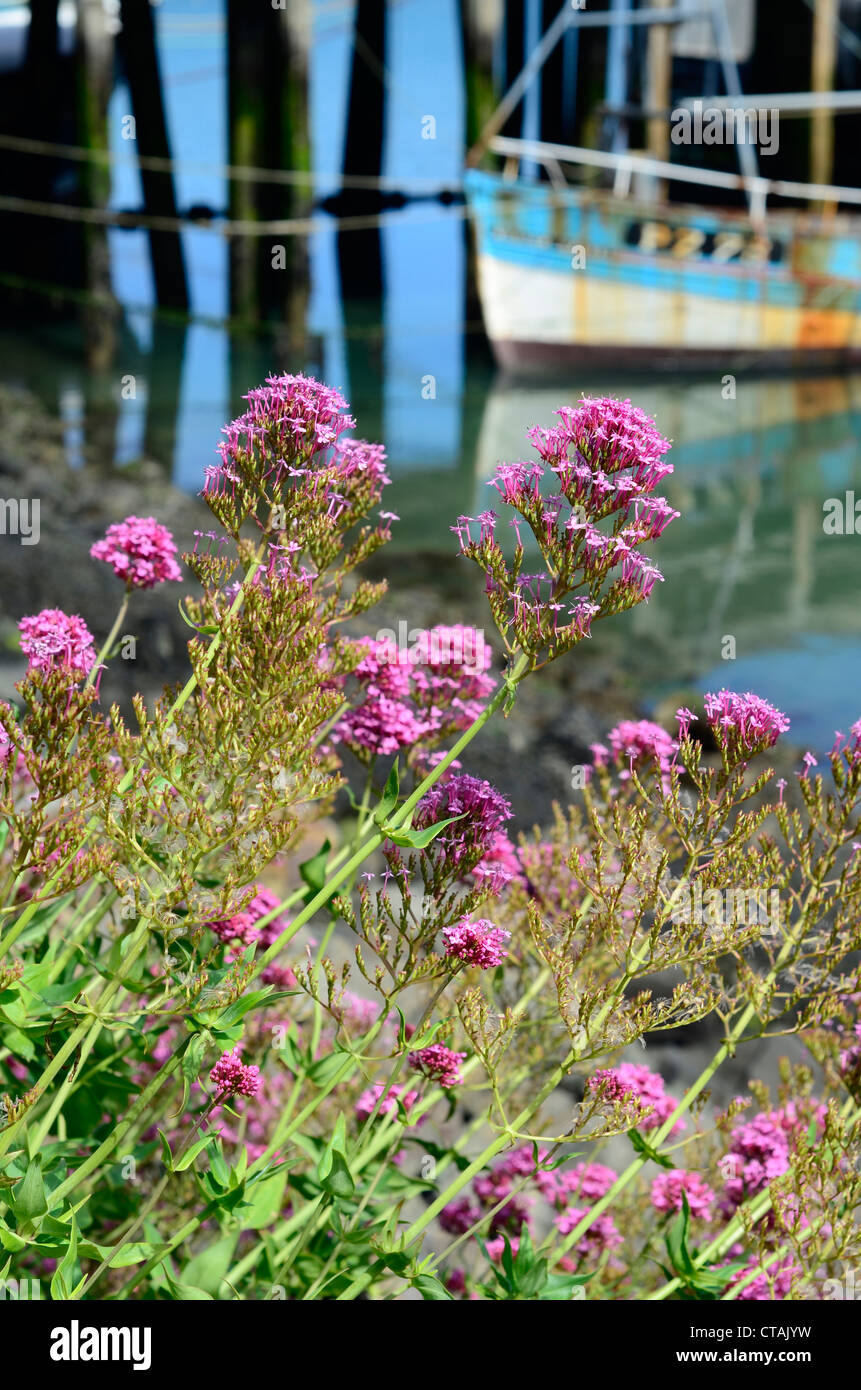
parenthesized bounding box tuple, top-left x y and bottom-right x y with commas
(118, 0, 189, 311)
(461, 0, 503, 152)
(227, 0, 271, 322)
(74, 0, 119, 370)
(15, 2, 61, 287)
(227, 0, 310, 333)
(337, 0, 387, 301)
(270, 0, 311, 347)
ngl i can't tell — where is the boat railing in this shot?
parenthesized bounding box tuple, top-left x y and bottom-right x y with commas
(485, 134, 861, 223)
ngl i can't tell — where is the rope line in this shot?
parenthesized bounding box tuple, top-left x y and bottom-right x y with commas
(0, 192, 470, 238)
(0, 132, 463, 195)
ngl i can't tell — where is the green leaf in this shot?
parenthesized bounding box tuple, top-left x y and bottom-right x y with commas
(92, 1241, 161, 1269)
(0, 1219, 28, 1252)
(273, 1027, 305, 1074)
(297, 840, 340, 916)
(628, 1127, 675, 1169)
(305, 1048, 354, 1089)
(539, 1273, 590, 1300)
(377, 1249, 411, 1276)
(217, 987, 274, 1028)
(180, 1233, 238, 1297)
(374, 761, 400, 824)
(238, 1168, 289, 1230)
(174, 1132, 217, 1173)
(511, 1227, 549, 1298)
(384, 813, 466, 850)
(666, 1193, 696, 1278)
(208, 1143, 230, 1190)
(319, 1151, 354, 1199)
(176, 1030, 209, 1115)
(317, 1114, 345, 1181)
(405, 1019, 444, 1053)
(181, 1031, 209, 1084)
(163, 1268, 214, 1301)
(299, 840, 332, 896)
(157, 1129, 174, 1172)
(49, 1212, 79, 1302)
(230, 1143, 248, 1186)
(178, 601, 219, 636)
(11, 1158, 48, 1222)
(317, 1115, 355, 1198)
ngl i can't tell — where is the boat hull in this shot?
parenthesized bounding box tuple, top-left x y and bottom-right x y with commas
(465, 170, 861, 374)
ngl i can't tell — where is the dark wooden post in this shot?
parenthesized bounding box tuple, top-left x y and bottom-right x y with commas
(227, 0, 268, 321)
(25, 1, 60, 152)
(118, 0, 189, 310)
(13, 2, 61, 285)
(268, 0, 311, 344)
(337, 0, 387, 301)
(75, 0, 119, 370)
(461, 0, 502, 152)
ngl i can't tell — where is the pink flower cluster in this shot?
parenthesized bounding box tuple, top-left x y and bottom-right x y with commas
(452, 397, 678, 658)
(19, 609, 96, 678)
(412, 773, 513, 883)
(535, 1160, 618, 1209)
(704, 689, 790, 762)
(591, 718, 678, 786)
(555, 1205, 624, 1260)
(209, 1048, 261, 1099)
(337, 692, 429, 758)
(720, 1102, 824, 1210)
(544, 396, 673, 483)
(203, 375, 395, 566)
(90, 515, 182, 590)
(473, 1147, 537, 1240)
(650, 1169, 715, 1220)
(439, 1150, 624, 1290)
(587, 1063, 686, 1134)
(207, 886, 295, 989)
(207, 885, 288, 950)
(470, 829, 526, 896)
(336, 626, 495, 758)
(441, 915, 510, 969)
(409, 1043, 467, 1089)
(205, 374, 356, 497)
(726, 1254, 800, 1301)
(355, 1083, 420, 1124)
